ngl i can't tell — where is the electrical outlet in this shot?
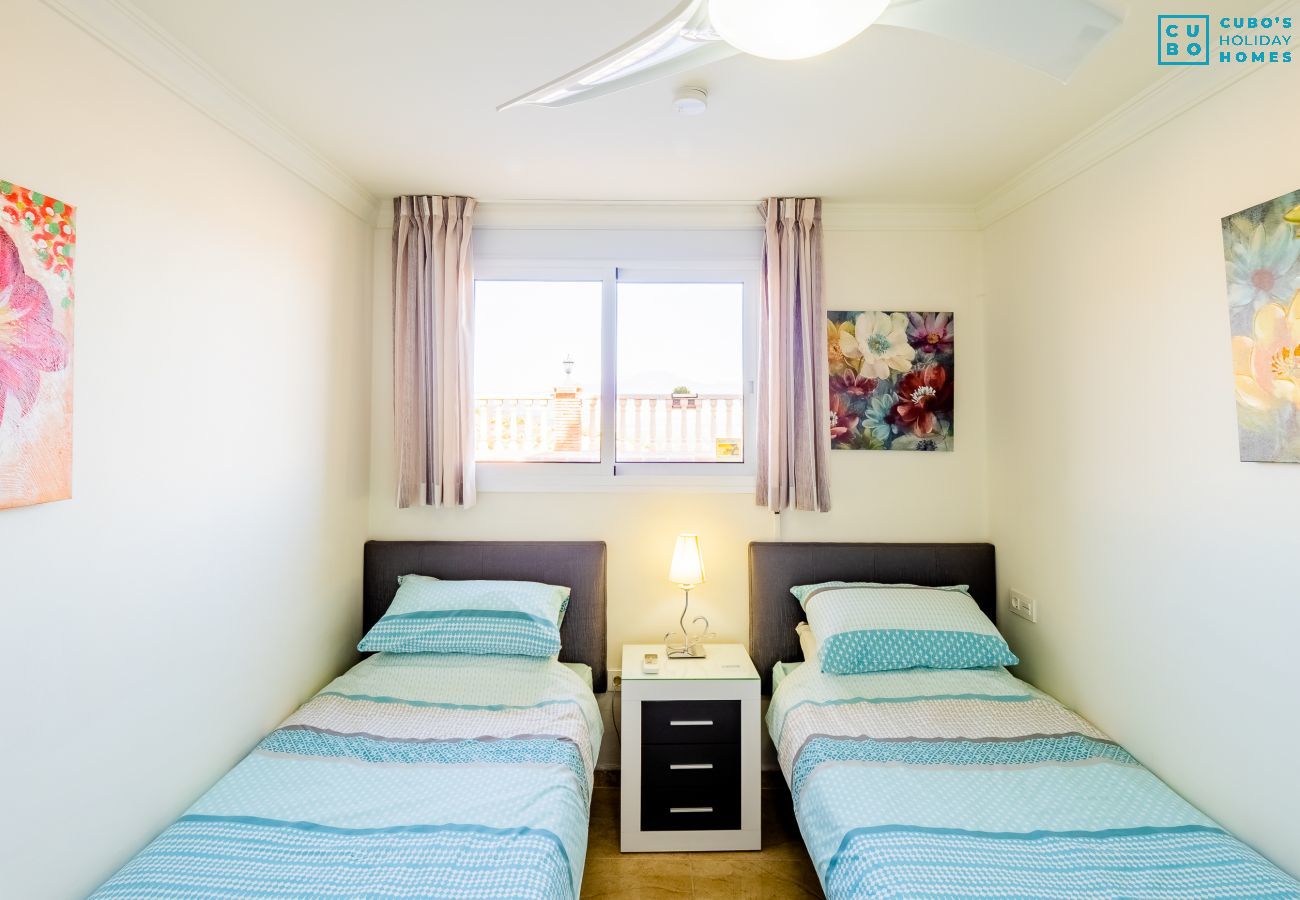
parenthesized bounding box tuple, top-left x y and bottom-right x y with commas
(1008, 589, 1037, 623)
(611, 672, 622, 692)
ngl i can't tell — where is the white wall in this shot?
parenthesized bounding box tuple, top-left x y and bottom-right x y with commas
(368, 220, 989, 667)
(984, 61, 1300, 874)
(0, 4, 373, 897)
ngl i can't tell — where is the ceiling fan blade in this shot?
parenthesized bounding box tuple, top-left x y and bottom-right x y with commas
(877, 0, 1123, 82)
(499, 0, 737, 110)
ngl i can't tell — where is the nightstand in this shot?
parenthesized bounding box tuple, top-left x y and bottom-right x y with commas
(619, 643, 761, 852)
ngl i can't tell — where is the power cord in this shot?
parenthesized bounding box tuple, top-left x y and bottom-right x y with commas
(611, 684, 621, 744)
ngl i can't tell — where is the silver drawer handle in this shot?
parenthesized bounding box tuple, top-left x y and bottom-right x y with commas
(669, 807, 714, 814)
(669, 720, 713, 726)
(669, 763, 714, 770)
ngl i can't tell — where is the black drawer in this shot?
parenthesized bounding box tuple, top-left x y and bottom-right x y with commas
(643, 742, 739, 789)
(642, 700, 740, 745)
(641, 785, 741, 832)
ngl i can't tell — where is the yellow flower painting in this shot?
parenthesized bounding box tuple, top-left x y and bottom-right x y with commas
(1223, 189, 1300, 462)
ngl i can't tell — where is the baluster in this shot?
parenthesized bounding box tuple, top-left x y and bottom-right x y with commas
(492, 400, 504, 456)
(708, 398, 719, 459)
(512, 400, 522, 457)
(632, 398, 642, 457)
(511, 399, 522, 455)
(526, 400, 538, 455)
(534, 400, 544, 454)
(520, 400, 530, 457)
(724, 398, 735, 443)
(639, 397, 650, 457)
(680, 402, 690, 457)
(617, 397, 628, 457)
(516, 400, 526, 456)
(664, 397, 674, 458)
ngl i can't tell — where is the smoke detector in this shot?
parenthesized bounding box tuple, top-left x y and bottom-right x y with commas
(673, 86, 708, 116)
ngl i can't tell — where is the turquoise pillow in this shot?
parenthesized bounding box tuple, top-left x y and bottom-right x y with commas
(359, 576, 570, 657)
(794, 582, 1017, 675)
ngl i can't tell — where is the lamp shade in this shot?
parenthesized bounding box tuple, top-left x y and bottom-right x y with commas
(709, 0, 890, 61)
(668, 534, 705, 587)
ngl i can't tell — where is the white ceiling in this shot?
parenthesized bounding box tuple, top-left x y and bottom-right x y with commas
(127, 0, 1258, 205)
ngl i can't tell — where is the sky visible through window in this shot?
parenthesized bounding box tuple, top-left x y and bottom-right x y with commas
(474, 281, 602, 396)
(474, 280, 743, 397)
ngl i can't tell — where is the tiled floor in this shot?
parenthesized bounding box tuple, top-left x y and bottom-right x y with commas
(581, 787, 825, 899)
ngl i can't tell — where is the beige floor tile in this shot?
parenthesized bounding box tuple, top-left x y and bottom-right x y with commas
(590, 787, 620, 822)
(690, 857, 824, 899)
(587, 787, 691, 861)
(580, 856, 695, 899)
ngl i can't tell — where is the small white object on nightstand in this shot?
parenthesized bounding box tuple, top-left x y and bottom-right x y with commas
(619, 643, 761, 853)
(641, 652, 661, 674)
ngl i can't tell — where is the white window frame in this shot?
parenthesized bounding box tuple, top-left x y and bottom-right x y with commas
(472, 259, 759, 493)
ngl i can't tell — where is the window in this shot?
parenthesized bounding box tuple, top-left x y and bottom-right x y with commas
(472, 257, 757, 489)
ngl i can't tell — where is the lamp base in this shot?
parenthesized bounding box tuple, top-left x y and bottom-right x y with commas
(665, 642, 707, 659)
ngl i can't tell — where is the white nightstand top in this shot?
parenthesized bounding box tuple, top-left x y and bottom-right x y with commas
(622, 643, 759, 681)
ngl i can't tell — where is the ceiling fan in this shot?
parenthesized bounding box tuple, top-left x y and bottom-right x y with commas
(499, 0, 1123, 110)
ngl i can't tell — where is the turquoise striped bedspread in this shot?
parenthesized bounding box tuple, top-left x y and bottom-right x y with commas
(93, 654, 602, 899)
(768, 663, 1299, 899)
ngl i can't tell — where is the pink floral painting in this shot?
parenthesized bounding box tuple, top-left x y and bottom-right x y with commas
(1223, 188, 1300, 462)
(0, 180, 74, 508)
(828, 311, 954, 451)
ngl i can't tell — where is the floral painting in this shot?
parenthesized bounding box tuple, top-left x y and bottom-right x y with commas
(828, 310, 954, 451)
(1223, 189, 1300, 462)
(0, 180, 75, 508)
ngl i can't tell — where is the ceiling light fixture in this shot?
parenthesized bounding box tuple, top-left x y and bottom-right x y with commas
(707, 0, 892, 61)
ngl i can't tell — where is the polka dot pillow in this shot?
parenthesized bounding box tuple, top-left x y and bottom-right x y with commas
(793, 582, 1018, 675)
(359, 576, 570, 657)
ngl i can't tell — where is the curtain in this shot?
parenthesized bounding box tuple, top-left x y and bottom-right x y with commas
(392, 195, 477, 508)
(755, 197, 831, 512)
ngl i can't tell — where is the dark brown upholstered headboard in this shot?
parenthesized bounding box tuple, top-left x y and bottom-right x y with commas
(363, 541, 609, 692)
(748, 542, 996, 693)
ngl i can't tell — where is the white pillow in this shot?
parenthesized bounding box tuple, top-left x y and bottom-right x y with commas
(795, 621, 819, 662)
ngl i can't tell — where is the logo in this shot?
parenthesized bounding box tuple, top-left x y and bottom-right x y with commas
(1158, 14, 1293, 66)
(1159, 15, 1210, 65)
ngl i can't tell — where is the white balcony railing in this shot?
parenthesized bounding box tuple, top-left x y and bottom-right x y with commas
(474, 393, 743, 462)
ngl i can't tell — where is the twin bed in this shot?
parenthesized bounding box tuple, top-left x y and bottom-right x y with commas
(93, 540, 1298, 899)
(752, 542, 1299, 899)
(94, 541, 607, 899)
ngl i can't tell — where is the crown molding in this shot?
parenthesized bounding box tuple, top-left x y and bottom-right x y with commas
(41, 0, 379, 222)
(977, 0, 1299, 226)
(374, 200, 981, 232)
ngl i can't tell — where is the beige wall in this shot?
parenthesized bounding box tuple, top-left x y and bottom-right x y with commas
(368, 224, 989, 668)
(0, 4, 373, 897)
(984, 61, 1300, 874)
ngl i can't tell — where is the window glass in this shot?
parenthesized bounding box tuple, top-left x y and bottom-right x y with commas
(616, 282, 745, 463)
(473, 280, 602, 462)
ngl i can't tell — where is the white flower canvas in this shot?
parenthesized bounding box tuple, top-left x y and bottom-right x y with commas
(1223, 189, 1300, 462)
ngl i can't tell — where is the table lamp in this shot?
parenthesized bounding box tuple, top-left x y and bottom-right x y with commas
(666, 533, 709, 659)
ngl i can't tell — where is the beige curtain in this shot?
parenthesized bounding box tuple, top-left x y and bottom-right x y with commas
(755, 197, 831, 512)
(392, 195, 477, 508)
